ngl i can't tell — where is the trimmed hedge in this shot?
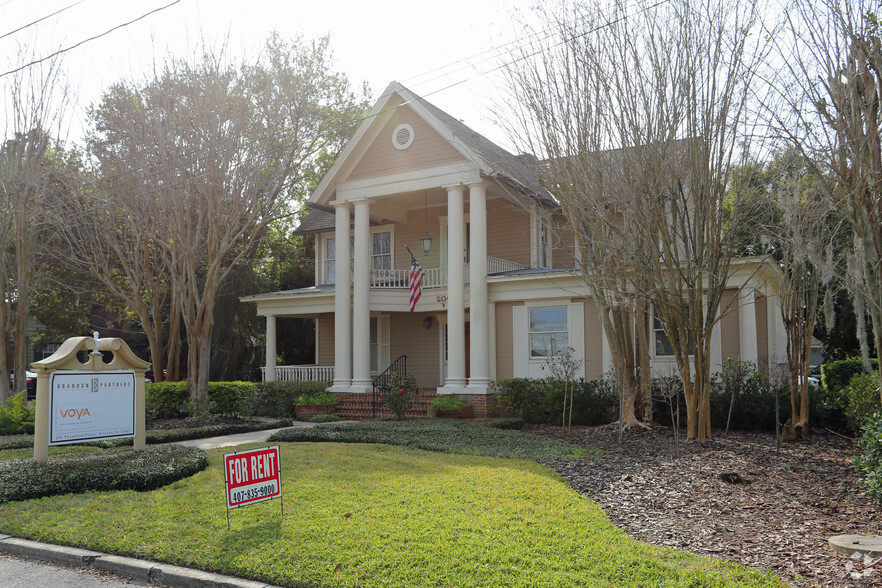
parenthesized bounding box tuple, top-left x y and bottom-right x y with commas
(145, 380, 334, 419)
(844, 372, 882, 430)
(242, 381, 331, 418)
(821, 358, 879, 392)
(0, 419, 293, 451)
(492, 378, 617, 426)
(0, 445, 207, 504)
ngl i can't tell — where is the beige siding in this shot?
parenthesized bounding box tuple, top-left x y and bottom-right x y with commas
(392, 204, 445, 272)
(756, 294, 769, 375)
(583, 299, 604, 379)
(720, 289, 740, 362)
(317, 314, 335, 365)
(553, 215, 577, 270)
(486, 199, 532, 268)
(347, 106, 466, 181)
(389, 312, 440, 387)
(494, 301, 520, 380)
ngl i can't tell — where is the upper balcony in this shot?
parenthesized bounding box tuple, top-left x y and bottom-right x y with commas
(364, 256, 528, 289)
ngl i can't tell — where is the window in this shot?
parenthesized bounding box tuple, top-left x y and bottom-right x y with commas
(326, 236, 354, 283)
(529, 306, 568, 357)
(539, 219, 549, 268)
(372, 231, 391, 270)
(653, 308, 695, 356)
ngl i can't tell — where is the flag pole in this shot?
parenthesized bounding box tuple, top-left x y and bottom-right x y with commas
(403, 243, 416, 263)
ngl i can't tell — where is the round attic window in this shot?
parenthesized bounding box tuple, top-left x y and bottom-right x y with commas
(392, 123, 415, 150)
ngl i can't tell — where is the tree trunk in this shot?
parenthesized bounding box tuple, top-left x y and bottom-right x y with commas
(635, 302, 653, 422)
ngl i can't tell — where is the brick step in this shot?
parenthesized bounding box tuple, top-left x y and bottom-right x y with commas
(333, 390, 437, 420)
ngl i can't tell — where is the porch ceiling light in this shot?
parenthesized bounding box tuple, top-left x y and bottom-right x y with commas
(420, 231, 433, 255)
(420, 191, 432, 255)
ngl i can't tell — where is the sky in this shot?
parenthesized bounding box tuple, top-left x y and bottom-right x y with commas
(0, 0, 542, 151)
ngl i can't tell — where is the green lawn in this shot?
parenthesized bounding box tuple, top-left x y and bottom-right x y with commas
(0, 441, 783, 587)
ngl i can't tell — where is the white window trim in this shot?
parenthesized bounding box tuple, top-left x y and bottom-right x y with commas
(322, 226, 395, 283)
(530, 210, 552, 269)
(513, 300, 584, 379)
(370, 226, 394, 271)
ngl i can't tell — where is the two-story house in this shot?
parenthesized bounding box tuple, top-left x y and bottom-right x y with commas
(242, 82, 787, 417)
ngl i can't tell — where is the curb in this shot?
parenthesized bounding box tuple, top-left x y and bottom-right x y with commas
(0, 535, 282, 588)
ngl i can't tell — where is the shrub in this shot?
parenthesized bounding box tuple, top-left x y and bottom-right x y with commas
(145, 381, 188, 419)
(492, 377, 616, 425)
(0, 392, 35, 435)
(208, 381, 256, 415)
(821, 358, 879, 392)
(0, 445, 207, 504)
(295, 389, 338, 405)
(843, 372, 882, 430)
(430, 396, 469, 411)
(376, 372, 420, 419)
(855, 411, 882, 502)
(308, 414, 342, 423)
(707, 361, 787, 431)
(809, 385, 850, 433)
(241, 381, 329, 418)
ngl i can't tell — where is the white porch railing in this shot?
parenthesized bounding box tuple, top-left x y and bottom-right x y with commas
(262, 365, 334, 382)
(367, 257, 526, 289)
(487, 256, 528, 274)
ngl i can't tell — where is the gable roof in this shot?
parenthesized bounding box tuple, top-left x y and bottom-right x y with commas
(309, 81, 554, 206)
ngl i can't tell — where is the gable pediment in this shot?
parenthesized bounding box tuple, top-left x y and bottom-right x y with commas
(343, 104, 467, 183)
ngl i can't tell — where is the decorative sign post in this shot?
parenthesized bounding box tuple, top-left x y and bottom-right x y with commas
(32, 334, 150, 463)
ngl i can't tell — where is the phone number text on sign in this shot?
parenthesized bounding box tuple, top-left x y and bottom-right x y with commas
(223, 446, 282, 509)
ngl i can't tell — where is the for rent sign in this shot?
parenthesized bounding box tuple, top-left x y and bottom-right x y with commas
(224, 446, 282, 510)
(49, 370, 136, 445)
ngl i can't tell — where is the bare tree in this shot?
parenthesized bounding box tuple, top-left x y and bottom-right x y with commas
(81, 34, 368, 406)
(0, 46, 71, 401)
(499, 0, 771, 441)
(772, 0, 882, 397)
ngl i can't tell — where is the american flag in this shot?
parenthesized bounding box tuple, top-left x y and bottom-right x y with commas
(409, 254, 423, 312)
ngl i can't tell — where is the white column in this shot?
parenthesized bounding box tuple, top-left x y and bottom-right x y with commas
(441, 185, 466, 393)
(265, 315, 277, 382)
(330, 202, 352, 391)
(488, 301, 497, 381)
(351, 199, 372, 391)
(739, 287, 759, 364)
(468, 182, 490, 393)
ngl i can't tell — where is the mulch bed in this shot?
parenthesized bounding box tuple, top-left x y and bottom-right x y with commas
(527, 423, 882, 587)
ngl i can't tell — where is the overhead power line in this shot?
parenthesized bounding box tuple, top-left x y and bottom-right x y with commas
(0, 0, 88, 41)
(0, 0, 182, 79)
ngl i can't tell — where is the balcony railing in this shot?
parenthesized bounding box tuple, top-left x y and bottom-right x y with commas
(367, 256, 527, 290)
(262, 365, 334, 382)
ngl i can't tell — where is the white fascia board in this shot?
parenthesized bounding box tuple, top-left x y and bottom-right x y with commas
(400, 90, 493, 174)
(247, 294, 335, 317)
(336, 162, 482, 201)
(371, 289, 450, 313)
(309, 86, 401, 205)
(487, 272, 589, 303)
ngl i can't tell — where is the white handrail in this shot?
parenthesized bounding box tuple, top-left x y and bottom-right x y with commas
(366, 258, 526, 289)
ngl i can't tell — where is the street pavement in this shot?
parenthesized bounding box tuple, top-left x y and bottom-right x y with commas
(0, 421, 324, 587)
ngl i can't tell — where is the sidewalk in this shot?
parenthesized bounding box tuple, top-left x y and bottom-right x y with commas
(0, 422, 322, 587)
(173, 419, 318, 450)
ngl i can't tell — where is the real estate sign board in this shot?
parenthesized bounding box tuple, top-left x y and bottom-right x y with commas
(49, 370, 136, 445)
(224, 446, 282, 510)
